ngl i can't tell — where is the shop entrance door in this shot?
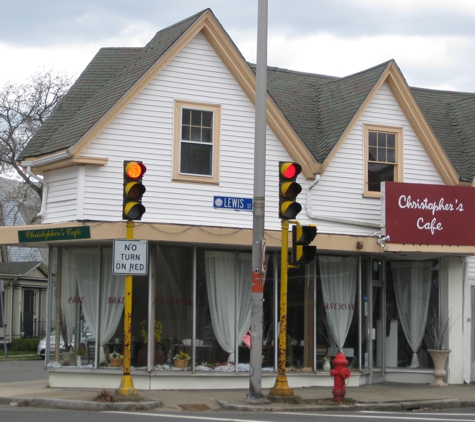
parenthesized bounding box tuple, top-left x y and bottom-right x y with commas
(364, 259, 385, 384)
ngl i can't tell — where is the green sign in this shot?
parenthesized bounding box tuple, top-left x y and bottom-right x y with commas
(18, 226, 91, 243)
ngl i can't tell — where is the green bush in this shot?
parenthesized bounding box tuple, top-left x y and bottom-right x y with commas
(9, 337, 40, 352)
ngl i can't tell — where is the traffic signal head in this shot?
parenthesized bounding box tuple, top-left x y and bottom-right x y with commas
(279, 161, 302, 219)
(291, 224, 317, 265)
(123, 161, 146, 220)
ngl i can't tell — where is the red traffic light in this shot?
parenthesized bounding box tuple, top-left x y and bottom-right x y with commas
(280, 162, 302, 180)
(279, 161, 303, 220)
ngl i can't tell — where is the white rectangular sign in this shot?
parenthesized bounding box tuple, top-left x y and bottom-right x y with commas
(113, 239, 148, 275)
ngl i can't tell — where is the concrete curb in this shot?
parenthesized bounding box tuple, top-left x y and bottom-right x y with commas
(0, 396, 161, 412)
(217, 398, 467, 413)
(399, 398, 460, 411)
(0, 396, 470, 413)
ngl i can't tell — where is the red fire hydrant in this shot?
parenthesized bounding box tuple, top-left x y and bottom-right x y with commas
(329, 351, 351, 402)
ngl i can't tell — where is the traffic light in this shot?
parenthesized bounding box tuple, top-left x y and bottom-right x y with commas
(291, 224, 317, 265)
(123, 160, 146, 220)
(279, 161, 302, 219)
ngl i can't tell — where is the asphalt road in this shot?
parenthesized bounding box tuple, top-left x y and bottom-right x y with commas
(0, 359, 47, 383)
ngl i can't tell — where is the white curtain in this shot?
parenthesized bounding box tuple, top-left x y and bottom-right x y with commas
(205, 251, 251, 362)
(100, 248, 125, 346)
(391, 261, 432, 368)
(76, 247, 124, 362)
(320, 256, 358, 350)
(61, 249, 77, 348)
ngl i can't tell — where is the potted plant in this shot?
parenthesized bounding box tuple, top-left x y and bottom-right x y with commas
(109, 351, 124, 367)
(426, 310, 454, 386)
(173, 350, 190, 368)
(75, 345, 86, 366)
(137, 320, 165, 366)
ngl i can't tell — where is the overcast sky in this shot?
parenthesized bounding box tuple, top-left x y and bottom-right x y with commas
(1, 0, 475, 92)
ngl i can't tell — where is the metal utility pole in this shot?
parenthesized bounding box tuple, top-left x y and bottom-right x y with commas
(116, 221, 138, 396)
(245, 0, 268, 404)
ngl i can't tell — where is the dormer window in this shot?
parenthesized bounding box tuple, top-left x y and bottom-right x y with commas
(364, 124, 403, 197)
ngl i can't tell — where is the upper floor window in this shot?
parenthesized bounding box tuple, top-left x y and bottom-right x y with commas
(173, 100, 221, 184)
(364, 124, 403, 197)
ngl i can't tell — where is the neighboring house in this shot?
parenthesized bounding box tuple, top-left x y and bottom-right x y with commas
(0, 261, 48, 343)
(0, 9, 474, 390)
(0, 178, 47, 343)
(0, 178, 45, 263)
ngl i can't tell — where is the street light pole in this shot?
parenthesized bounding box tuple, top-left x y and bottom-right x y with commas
(245, 0, 269, 404)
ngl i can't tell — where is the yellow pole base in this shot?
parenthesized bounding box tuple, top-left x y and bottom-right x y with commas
(116, 375, 138, 396)
(268, 373, 294, 396)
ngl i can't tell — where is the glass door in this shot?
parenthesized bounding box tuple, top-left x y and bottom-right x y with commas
(366, 259, 386, 384)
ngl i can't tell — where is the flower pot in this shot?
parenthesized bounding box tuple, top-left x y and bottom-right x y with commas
(174, 359, 188, 368)
(110, 357, 124, 367)
(76, 356, 82, 366)
(137, 344, 166, 366)
(428, 349, 451, 386)
(62, 351, 75, 364)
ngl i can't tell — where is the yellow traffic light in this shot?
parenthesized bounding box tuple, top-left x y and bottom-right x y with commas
(291, 224, 317, 265)
(123, 161, 146, 220)
(279, 162, 302, 219)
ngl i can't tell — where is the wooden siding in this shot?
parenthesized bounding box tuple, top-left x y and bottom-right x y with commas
(43, 167, 79, 223)
(71, 32, 291, 231)
(306, 83, 444, 236)
(42, 36, 445, 238)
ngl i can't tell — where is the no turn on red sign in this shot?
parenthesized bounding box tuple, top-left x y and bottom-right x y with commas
(113, 239, 148, 275)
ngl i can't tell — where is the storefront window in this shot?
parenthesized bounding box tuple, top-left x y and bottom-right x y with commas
(317, 255, 359, 370)
(150, 245, 193, 368)
(386, 260, 439, 368)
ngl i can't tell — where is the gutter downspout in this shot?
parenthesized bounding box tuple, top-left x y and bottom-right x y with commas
(306, 175, 381, 229)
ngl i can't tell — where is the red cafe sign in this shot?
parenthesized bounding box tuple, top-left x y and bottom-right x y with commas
(382, 182, 475, 246)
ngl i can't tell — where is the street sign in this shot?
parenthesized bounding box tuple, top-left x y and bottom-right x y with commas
(213, 196, 253, 211)
(113, 239, 148, 275)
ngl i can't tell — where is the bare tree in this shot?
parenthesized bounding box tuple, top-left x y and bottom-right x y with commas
(0, 69, 73, 201)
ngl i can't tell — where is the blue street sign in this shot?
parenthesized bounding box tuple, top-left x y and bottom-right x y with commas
(214, 196, 253, 211)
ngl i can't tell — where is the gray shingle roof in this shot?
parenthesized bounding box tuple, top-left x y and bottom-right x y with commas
(411, 88, 475, 182)
(18, 9, 208, 161)
(0, 261, 42, 276)
(17, 10, 475, 183)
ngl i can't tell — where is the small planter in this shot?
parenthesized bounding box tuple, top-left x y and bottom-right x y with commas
(428, 349, 451, 386)
(62, 351, 76, 364)
(174, 359, 189, 368)
(110, 357, 124, 367)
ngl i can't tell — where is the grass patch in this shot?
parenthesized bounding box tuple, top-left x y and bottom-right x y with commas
(0, 350, 40, 360)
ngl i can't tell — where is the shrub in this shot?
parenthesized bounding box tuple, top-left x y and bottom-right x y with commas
(9, 337, 40, 352)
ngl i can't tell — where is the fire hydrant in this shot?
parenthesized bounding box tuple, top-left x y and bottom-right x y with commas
(329, 351, 351, 402)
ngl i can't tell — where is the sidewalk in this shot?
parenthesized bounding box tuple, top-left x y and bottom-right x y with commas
(0, 379, 475, 412)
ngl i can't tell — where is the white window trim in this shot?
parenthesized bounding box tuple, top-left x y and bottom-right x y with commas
(363, 123, 403, 198)
(173, 99, 221, 185)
